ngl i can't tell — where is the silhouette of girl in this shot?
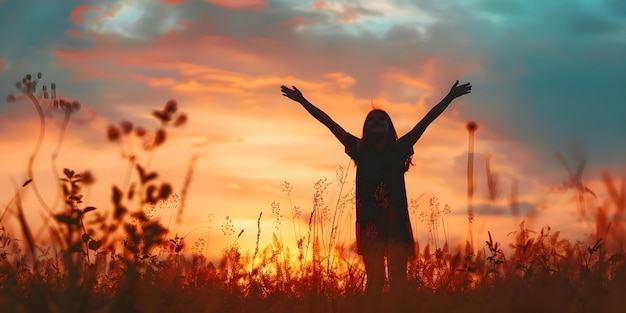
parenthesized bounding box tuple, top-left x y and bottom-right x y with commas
(281, 80, 472, 294)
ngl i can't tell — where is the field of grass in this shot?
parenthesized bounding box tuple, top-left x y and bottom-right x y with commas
(1, 73, 625, 313)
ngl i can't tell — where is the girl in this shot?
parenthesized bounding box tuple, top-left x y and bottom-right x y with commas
(281, 80, 472, 294)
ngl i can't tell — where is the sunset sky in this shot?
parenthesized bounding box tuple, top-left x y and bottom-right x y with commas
(1, 0, 625, 260)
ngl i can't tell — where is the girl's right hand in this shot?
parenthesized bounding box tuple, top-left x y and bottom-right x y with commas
(281, 85, 305, 103)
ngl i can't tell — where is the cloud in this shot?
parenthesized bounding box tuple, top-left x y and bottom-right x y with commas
(0, 57, 7, 74)
(67, 1, 188, 40)
(51, 0, 481, 107)
(410, 0, 626, 170)
(604, 0, 626, 17)
(205, 0, 268, 10)
(70, 5, 103, 24)
(313, 1, 383, 24)
(49, 0, 624, 180)
(24, 1, 626, 151)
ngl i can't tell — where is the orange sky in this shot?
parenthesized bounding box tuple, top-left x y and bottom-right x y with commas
(0, 0, 624, 261)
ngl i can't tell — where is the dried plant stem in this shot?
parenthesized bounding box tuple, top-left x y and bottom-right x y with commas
(466, 123, 476, 256)
(15, 184, 36, 266)
(510, 177, 519, 218)
(51, 110, 72, 211)
(26, 94, 53, 216)
(304, 209, 315, 267)
(177, 154, 198, 225)
(0, 182, 27, 223)
(251, 212, 262, 270)
(327, 159, 350, 275)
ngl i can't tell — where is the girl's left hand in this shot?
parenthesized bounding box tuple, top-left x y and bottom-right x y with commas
(448, 80, 472, 99)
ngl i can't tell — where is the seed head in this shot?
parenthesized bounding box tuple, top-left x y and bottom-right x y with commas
(71, 101, 81, 111)
(107, 125, 121, 142)
(173, 113, 187, 127)
(120, 120, 133, 134)
(164, 99, 177, 114)
(154, 129, 166, 146)
(135, 126, 146, 137)
(81, 170, 95, 186)
(466, 121, 478, 132)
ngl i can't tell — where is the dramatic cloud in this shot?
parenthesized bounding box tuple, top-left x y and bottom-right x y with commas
(70, 5, 103, 24)
(205, 0, 268, 10)
(0, 57, 7, 74)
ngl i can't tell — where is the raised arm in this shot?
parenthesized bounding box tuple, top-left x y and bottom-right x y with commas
(281, 85, 348, 145)
(404, 80, 472, 145)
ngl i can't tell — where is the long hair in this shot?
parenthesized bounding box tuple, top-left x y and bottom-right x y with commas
(360, 109, 413, 172)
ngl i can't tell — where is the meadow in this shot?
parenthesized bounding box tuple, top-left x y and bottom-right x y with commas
(1, 73, 625, 313)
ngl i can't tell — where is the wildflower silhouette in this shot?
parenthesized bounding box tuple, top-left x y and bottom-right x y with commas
(281, 80, 472, 294)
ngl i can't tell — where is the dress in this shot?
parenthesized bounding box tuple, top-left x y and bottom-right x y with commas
(344, 133, 415, 257)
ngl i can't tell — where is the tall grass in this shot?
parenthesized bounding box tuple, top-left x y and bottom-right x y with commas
(1, 73, 626, 312)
